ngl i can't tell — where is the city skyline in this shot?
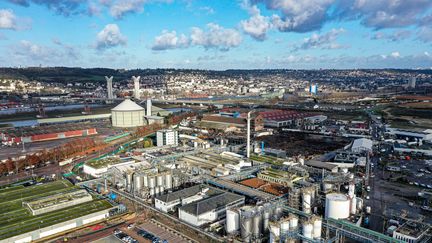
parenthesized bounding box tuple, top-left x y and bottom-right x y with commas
(1, 0, 432, 69)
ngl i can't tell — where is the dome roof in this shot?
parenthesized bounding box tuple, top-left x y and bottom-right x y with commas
(111, 99, 144, 111)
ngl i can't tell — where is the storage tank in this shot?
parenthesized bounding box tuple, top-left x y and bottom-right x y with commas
(302, 191, 312, 214)
(269, 223, 280, 243)
(148, 176, 156, 188)
(348, 183, 355, 197)
(134, 174, 142, 192)
(252, 211, 262, 238)
(157, 175, 164, 186)
(143, 174, 148, 187)
(351, 196, 357, 215)
(289, 215, 298, 230)
(159, 186, 164, 194)
(273, 205, 283, 220)
(325, 193, 350, 219)
(302, 221, 313, 239)
(323, 183, 333, 192)
(312, 217, 322, 239)
(262, 209, 271, 233)
(149, 188, 155, 196)
(280, 218, 290, 234)
(173, 176, 180, 188)
(357, 198, 363, 211)
(165, 173, 172, 189)
(226, 209, 240, 234)
(240, 214, 252, 243)
(126, 173, 133, 192)
(155, 186, 160, 196)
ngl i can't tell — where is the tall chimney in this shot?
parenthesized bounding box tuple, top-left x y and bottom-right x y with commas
(247, 111, 252, 158)
(146, 99, 152, 116)
(105, 76, 113, 100)
(132, 76, 141, 99)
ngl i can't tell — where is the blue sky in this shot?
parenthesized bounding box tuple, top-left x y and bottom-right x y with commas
(0, 0, 431, 69)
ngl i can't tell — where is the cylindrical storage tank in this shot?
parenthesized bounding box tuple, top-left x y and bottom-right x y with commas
(240, 215, 252, 243)
(280, 218, 290, 234)
(325, 193, 350, 219)
(262, 209, 271, 233)
(366, 206, 371, 214)
(126, 173, 133, 192)
(312, 218, 322, 239)
(269, 224, 280, 243)
(159, 186, 164, 194)
(134, 174, 142, 192)
(351, 196, 357, 215)
(157, 175, 164, 186)
(289, 216, 299, 230)
(111, 99, 145, 128)
(357, 198, 363, 211)
(302, 222, 313, 239)
(302, 192, 312, 214)
(348, 183, 355, 197)
(173, 176, 180, 188)
(155, 186, 160, 196)
(143, 174, 148, 187)
(273, 205, 283, 220)
(148, 176, 156, 188)
(149, 188, 155, 196)
(165, 173, 172, 189)
(252, 212, 262, 238)
(226, 209, 240, 234)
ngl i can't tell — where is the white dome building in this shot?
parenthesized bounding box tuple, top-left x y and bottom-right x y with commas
(111, 99, 145, 128)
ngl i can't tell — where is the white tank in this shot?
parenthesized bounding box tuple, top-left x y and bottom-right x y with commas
(126, 173, 133, 192)
(155, 186, 160, 195)
(302, 222, 313, 239)
(313, 218, 322, 239)
(226, 209, 240, 234)
(252, 210, 262, 238)
(348, 183, 355, 197)
(269, 224, 280, 243)
(262, 209, 271, 233)
(134, 174, 142, 192)
(351, 196, 357, 215)
(159, 186, 164, 194)
(357, 198, 363, 211)
(173, 176, 180, 188)
(157, 175, 164, 186)
(165, 173, 172, 189)
(143, 174, 148, 187)
(325, 193, 350, 219)
(289, 216, 298, 230)
(149, 188, 155, 196)
(274, 206, 283, 220)
(323, 183, 333, 192)
(366, 206, 371, 214)
(302, 192, 312, 214)
(240, 215, 252, 242)
(148, 176, 156, 188)
(280, 218, 290, 234)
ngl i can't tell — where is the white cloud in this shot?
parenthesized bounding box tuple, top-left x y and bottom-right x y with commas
(371, 30, 411, 42)
(95, 24, 127, 50)
(0, 9, 17, 30)
(240, 5, 271, 41)
(109, 0, 145, 19)
(293, 28, 346, 51)
(151, 30, 190, 50)
(191, 23, 242, 51)
(417, 26, 432, 43)
(391, 51, 400, 58)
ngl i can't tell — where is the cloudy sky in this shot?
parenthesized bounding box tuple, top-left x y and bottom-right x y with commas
(0, 0, 431, 69)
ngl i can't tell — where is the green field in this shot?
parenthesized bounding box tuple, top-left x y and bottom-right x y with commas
(0, 180, 113, 240)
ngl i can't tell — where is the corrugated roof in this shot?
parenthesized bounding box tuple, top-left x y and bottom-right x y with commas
(179, 192, 244, 216)
(155, 185, 221, 203)
(111, 99, 144, 111)
(201, 115, 245, 125)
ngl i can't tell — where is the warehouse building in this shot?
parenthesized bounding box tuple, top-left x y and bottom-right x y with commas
(351, 138, 373, 153)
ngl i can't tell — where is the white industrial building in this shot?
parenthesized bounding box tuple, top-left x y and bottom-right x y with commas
(156, 129, 179, 147)
(111, 99, 145, 128)
(351, 138, 373, 153)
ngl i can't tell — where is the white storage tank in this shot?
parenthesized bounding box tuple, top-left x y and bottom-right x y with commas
(323, 183, 333, 192)
(348, 183, 355, 197)
(126, 173, 133, 192)
(149, 188, 155, 196)
(357, 198, 363, 211)
(111, 99, 145, 128)
(173, 176, 180, 188)
(159, 186, 164, 194)
(143, 174, 148, 187)
(240, 214, 252, 242)
(226, 209, 240, 234)
(312, 218, 322, 239)
(148, 176, 156, 188)
(351, 196, 357, 215)
(280, 218, 290, 234)
(289, 215, 298, 230)
(302, 222, 313, 239)
(165, 173, 172, 189)
(325, 193, 350, 219)
(262, 209, 271, 233)
(155, 186, 160, 196)
(269, 223, 280, 243)
(134, 174, 142, 192)
(157, 175, 164, 186)
(302, 192, 312, 214)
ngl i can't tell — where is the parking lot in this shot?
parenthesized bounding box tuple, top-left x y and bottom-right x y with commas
(138, 220, 191, 243)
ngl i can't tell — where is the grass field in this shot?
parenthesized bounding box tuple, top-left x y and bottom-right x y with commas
(0, 180, 113, 240)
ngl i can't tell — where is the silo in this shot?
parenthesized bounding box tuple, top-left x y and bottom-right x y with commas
(159, 186, 165, 194)
(351, 196, 357, 215)
(126, 173, 133, 192)
(155, 186, 160, 196)
(279, 218, 290, 235)
(262, 209, 271, 234)
(165, 173, 173, 189)
(134, 173, 142, 192)
(148, 176, 156, 189)
(348, 183, 355, 198)
(173, 176, 180, 188)
(322, 183, 333, 192)
(240, 214, 252, 243)
(143, 174, 148, 187)
(226, 209, 240, 234)
(302, 221, 313, 239)
(312, 217, 322, 239)
(157, 175, 164, 186)
(273, 205, 283, 220)
(269, 223, 280, 243)
(302, 191, 312, 214)
(289, 215, 299, 230)
(252, 210, 262, 239)
(325, 193, 350, 219)
(357, 198, 363, 211)
(149, 188, 155, 196)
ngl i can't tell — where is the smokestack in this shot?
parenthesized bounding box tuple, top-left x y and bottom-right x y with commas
(247, 111, 252, 158)
(146, 99, 152, 116)
(105, 76, 113, 100)
(132, 76, 141, 99)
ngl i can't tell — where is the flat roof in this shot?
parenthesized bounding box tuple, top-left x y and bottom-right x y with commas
(179, 191, 244, 216)
(305, 160, 338, 171)
(0, 180, 114, 240)
(155, 184, 222, 203)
